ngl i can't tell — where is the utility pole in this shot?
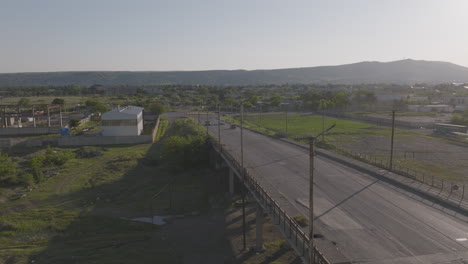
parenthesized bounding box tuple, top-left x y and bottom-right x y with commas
(240, 104, 247, 250)
(322, 110, 325, 142)
(197, 104, 201, 131)
(309, 137, 315, 264)
(32, 107, 36, 128)
(285, 106, 288, 134)
(59, 105, 63, 128)
(206, 105, 209, 137)
(390, 110, 395, 170)
(300, 123, 335, 264)
(217, 104, 221, 150)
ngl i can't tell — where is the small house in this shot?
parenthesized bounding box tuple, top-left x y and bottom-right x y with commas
(101, 106, 143, 136)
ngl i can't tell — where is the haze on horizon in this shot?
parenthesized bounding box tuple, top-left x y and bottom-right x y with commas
(2, 0, 468, 73)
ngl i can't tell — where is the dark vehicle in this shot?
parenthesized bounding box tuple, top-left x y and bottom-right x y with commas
(230, 124, 236, 129)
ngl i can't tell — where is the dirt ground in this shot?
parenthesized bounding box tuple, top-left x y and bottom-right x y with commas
(158, 200, 301, 264)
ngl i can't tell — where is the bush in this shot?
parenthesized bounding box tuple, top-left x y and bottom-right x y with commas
(17, 173, 34, 186)
(293, 215, 308, 227)
(30, 155, 45, 183)
(451, 114, 468, 126)
(69, 117, 81, 129)
(161, 119, 208, 169)
(0, 154, 17, 183)
(43, 146, 74, 167)
(28, 147, 74, 183)
(74, 147, 103, 158)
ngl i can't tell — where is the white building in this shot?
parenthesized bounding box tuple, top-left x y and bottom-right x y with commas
(101, 106, 144, 136)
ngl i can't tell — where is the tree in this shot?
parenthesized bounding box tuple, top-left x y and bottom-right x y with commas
(269, 94, 282, 108)
(17, 98, 30, 106)
(51, 98, 65, 106)
(0, 153, 17, 182)
(150, 102, 166, 116)
(85, 100, 108, 114)
(69, 117, 81, 129)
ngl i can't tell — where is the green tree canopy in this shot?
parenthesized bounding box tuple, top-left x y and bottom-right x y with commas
(17, 98, 31, 106)
(0, 153, 17, 182)
(150, 102, 166, 116)
(51, 98, 65, 106)
(69, 117, 81, 128)
(85, 100, 108, 114)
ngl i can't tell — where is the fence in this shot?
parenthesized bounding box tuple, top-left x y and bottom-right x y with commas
(335, 148, 467, 201)
(57, 135, 152, 146)
(210, 139, 330, 264)
(0, 127, 60, 136)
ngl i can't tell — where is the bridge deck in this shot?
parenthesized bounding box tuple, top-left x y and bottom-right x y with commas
(205, 117, 468, 264)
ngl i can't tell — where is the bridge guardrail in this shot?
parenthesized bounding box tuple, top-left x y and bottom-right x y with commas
(210, 139, 331, 264)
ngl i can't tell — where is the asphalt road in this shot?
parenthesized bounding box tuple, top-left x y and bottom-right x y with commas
(197, 113, 468, 264)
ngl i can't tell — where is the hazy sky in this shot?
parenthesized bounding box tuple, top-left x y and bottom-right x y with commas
(1, 0, 468, 73)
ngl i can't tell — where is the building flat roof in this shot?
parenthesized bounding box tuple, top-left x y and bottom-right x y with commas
(102, 105, 143, 119)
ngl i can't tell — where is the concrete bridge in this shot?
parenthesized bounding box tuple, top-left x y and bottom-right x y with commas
(196, 113, 468, 264)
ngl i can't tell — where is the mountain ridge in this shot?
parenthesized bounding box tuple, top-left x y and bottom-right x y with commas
(1, 59, 468, 86)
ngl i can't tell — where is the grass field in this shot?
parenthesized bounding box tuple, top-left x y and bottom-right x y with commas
(227, 113, 413, 141)
(0, 132, 225, 264)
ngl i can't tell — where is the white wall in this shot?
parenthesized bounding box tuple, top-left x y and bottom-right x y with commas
(102, 125, 140, 136)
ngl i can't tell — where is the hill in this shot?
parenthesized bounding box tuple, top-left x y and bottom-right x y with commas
(1, 59, 468, 86)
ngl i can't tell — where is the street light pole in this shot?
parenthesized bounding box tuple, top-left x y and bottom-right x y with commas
(206, 105, 209, 137)
(303, 123, 335, 264)
(240, 104, 247, 250)
(217, 104, 221, 150)
(198, 104, 201, 130)
(390, 110, 396, 170)
(309, 136, 315, 263)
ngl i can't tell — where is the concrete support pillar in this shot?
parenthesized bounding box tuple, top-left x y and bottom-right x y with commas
(229, 169, 235, 195)
(32, 107, 36, 128)
(256, 203, 265, 252)
(59, 105, 63, 128)
(47, 107, 51, 127)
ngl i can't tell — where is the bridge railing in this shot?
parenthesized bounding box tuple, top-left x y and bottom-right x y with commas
(210, 139, 331, 264)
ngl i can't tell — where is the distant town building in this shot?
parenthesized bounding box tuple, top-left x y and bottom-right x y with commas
(408, 104, 453, 113)
(101, 106, 143, 136)
(375, 93, 407, 102)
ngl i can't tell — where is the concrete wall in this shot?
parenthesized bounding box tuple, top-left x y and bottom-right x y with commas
(151, 116, 161, 142)
(79, 115, 91, 126)
(0, 127, 60, 136)
(57, 135, 152, 146)
(102, 125, 140, 136)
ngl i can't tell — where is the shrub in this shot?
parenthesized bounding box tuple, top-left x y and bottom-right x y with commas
(161, 119, 208, 169)
(293, 215, 308, 227)
(29, 155, 45, 183)
(69, 117, 81, 129)
(43, 146, 74, 167)
(74, 146, 103, 158)
(17, 173, 34, 186)
(0, 154, 17, 183)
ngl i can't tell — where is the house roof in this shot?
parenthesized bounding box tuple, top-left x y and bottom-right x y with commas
(102, 106, 143, 120)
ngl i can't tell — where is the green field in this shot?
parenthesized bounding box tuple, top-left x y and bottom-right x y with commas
(0, 119, 219, 264)
(226, 113, 413, 141)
